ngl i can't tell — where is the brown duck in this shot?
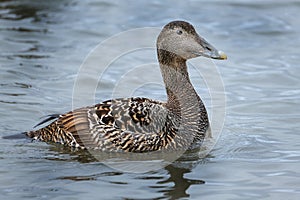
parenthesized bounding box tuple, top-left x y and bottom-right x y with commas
(26, 21, 227, 152)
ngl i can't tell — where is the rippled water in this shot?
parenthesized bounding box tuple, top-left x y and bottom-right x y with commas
(1, 0, 300, 199)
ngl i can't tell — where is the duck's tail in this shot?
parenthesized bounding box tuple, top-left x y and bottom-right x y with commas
(3, 129, 52, 141)
(2, 114, 61, 140)
(33, 114, 61, 128)
(2, 132, 27, 140)
(26, 114, 61, 140)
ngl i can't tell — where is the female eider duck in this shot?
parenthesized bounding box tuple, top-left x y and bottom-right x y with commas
(26, 21, 227, 152)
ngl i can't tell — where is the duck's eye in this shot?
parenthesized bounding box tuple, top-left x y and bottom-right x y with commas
(176, 30, 183, 35)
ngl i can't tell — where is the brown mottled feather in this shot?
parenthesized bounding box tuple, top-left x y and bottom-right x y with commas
(26, 20, 227, 152)
(27, 98, 182, 152)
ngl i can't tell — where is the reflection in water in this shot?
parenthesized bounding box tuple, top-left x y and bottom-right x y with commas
(0, 1, 52, 59)
(0, 2, 41, 21)
(47, 144, 206, 199)
(47, 144, 98, 163)
(0, 0, 64, 22)
(0, 0, 70, 108)
(159, 165, 205, 199)
(56, 171, 123, 182)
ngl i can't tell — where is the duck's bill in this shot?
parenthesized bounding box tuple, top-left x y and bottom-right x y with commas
(193, 37, 227, 60)
(210, 50, 227, 60)
(193, 50, 227, 60)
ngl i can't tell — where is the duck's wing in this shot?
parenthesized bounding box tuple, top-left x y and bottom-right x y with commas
(27, 97, 174, 152)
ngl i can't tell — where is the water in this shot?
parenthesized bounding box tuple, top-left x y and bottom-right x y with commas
(1, 0, 300, 199)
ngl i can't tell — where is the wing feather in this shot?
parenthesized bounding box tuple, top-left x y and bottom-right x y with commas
(27, 97, 177, 152)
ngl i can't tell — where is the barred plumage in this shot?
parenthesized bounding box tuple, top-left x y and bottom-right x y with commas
(26, 21, 227, 152)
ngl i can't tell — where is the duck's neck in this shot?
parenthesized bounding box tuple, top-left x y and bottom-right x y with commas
(157, 49, 209, 146)
(158, 49, 203, 113)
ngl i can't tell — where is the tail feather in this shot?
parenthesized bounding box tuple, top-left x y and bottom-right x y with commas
(22, 114, 61, 140)
(33, 114, 61, 128)
(2, 132, 27, 140)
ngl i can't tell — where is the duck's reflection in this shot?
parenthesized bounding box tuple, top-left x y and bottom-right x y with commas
(158, 164, 205, 199)
(47, 145, 207, 199)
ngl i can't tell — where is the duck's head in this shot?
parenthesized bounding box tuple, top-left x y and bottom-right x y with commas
(157, 20, 227, 60)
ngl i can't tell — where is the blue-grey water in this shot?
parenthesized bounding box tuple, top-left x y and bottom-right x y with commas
(1, 0, 300, 199)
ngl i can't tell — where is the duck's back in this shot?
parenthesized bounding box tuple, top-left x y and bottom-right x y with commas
(26, 97, 182, 152)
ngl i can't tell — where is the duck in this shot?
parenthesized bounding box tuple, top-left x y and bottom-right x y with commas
(26, 20, 227, 153)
